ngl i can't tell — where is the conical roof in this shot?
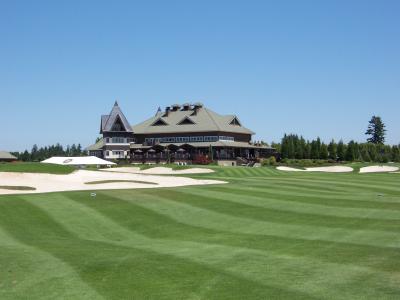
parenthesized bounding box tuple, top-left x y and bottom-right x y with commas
(100, 101, 133, 133)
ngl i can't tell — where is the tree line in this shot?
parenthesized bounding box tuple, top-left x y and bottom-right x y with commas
(12, 143, 85, 162)
(275, 135, 400, 162)
(272, 116, 399, 163)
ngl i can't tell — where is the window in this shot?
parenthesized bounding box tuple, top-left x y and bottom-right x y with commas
(219, 136, 234, 142)
(204, 136, 218, 142)
(190, 136, 204, 142)
(112, 137, 125, 143)
(127, 138, 135, 143)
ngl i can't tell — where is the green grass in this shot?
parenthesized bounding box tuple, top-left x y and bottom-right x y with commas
(0, 162, 75, 174)
(0, 166, 400, 299)
(85, 180, 156, 185)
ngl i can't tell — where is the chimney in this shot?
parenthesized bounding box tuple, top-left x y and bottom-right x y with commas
(192, 102, 203, 115)
(171, 104, 181, 111)
(164, 106, 171, 117)
(182, 103, 191, 111)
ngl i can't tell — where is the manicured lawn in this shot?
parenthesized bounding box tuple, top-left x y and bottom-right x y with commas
(0, 162, 75, 174)
(0, 167, 399, 299)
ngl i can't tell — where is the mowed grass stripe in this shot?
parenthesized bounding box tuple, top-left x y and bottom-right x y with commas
(237, 178, 400, 201)
(1, 166, 400, 299)
(60, 192, 400, 273)
(170, 189, 400, 232)
(108, 190, 400, 248)
(0, 231, 104, 300)
(235, 176, 399, 195)
(25, 193, 400, 299)
(1, 196, 292, 300)
(21, 194, 323, 299)
(253, 175, 400, 195)
(0, 199, 106, 300)
(178, 187, 400, 221)
(208, 184, 400, 209)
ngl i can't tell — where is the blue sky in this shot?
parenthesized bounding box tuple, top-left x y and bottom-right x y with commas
(1, 0, 399, 151)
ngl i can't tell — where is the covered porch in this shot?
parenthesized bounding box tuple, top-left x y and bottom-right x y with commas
(129, 141, 275, 164)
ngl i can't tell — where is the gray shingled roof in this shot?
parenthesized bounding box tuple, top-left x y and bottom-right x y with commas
(0, 151, 17, 160)
(85, 138, 104, 151)
(100, 101, 133, 133)
(132, 105, 255, 135)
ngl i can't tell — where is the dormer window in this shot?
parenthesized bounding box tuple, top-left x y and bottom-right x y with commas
(151, 118, 168, 126)
(177, 117, 195, 125)
(229, 117, 242, 126)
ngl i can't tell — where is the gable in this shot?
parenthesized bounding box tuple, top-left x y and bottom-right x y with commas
(229, 116, 242, 126)
(102, 102, 133, 133)
(111, 115, 126, 131)
(177, 117, 195, 125)
(131, 105, 255, 135)
(151, 118, 168, 126)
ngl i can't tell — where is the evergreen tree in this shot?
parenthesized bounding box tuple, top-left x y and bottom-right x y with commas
(294, 136, 304, 159)
(21, 150, 30, 161)
(281, 134, 289, 159)
(360, 144, 371, 162)
(31, 144, 38, 161)
(345, 141, 356, 161)
(70, 144, 77, 156)
(310, 140, 320, 159)
(271, 142, 281, 153)
(365, 116, 386, 144)
(287, 136, 296, 159)
(337, 140, 346, 161)
(367, 143, 378, 162)
(304, 141, 311, 159)
(327, 139, 337, 160)
(77, 144, 82, 156)
(392, 145, 400, 162)
(320, 143, 329, 160)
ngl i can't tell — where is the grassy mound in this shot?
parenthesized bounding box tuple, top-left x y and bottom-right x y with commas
(0, 162, 75, 174)
(85, 180, 156, 185)
(0, 186, 36, 191)
(0, 166, 399, 299)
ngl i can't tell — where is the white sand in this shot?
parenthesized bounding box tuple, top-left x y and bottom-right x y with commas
(0, 170, 225, 195)
(276, 166, 305, 172)
(305, 166, 353, 173)
(359, 166, 399, 173)
(100, 166, 214, 175)
(277, 166, 353, 173)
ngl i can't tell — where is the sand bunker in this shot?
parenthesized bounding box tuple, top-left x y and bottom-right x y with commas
(100, 167, 214, 175)
(0, 170, 225, 195)
(277, 166, 353, 173)
(359, 166, 399, 173)
(276, 166, 305, 172)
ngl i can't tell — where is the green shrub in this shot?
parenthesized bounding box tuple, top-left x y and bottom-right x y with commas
(261, 156, 277, 166)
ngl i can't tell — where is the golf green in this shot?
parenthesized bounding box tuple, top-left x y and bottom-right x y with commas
(1, 166, 399, 299)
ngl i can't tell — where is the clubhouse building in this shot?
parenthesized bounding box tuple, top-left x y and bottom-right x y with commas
(86, 102, 274, 165)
